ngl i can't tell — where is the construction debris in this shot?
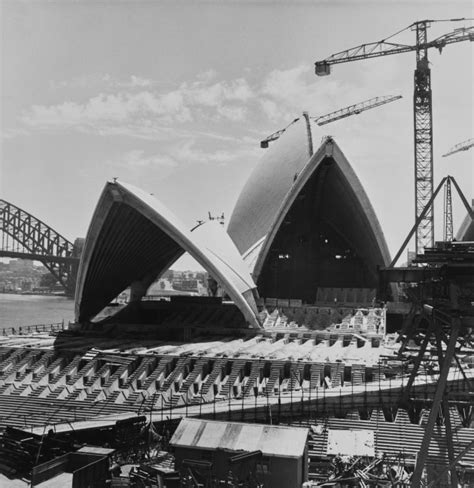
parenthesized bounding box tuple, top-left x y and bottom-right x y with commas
(304, 454, 413, 487)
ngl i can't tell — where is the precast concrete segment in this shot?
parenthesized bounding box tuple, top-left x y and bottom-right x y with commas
(75, 181, 261, 327)
(191, 220, 257, 293)
(456, 204, 474, 241)
(227, 116, 390, 299)
(228, 118, 321, 262)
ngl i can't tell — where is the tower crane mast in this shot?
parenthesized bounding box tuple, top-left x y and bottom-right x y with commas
(315, 19, 474, 254)
(443, 178, 453, 242)
(442, 138, 473, 242)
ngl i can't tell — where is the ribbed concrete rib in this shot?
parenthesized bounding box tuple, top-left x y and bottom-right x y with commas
(456, 203, 474, 241)
(75, 181, 261, 328)
(228, 118, 316, 260)
(228, 117, 390, 290)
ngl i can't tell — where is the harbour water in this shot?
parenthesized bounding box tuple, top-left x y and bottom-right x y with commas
(0, 294, 74, 330)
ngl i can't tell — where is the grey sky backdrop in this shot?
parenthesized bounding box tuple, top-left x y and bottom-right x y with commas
(1, 0, 473, 270)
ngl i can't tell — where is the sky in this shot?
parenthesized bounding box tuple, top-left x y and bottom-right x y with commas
(1, 0, 473, 270)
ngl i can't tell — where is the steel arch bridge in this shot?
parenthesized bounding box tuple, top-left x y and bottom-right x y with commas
(0, 199, 80, 296)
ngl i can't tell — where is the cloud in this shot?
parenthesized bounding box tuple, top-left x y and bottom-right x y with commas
(111, 149, 178, 169)
(126, 76, 153, 88)
(196, 69, 218, 83)
(20, 65, 351, 141)
(50, 74, 154, 90)
(259, 65, 346, 120)
(1, 127, 30, 139)
(262, 65, 309, 100)
(108, 140, 260, 174)
(217, 104, 247, 121)
(171, 140, 248, 166)
(21, 91, 192, 139)
(22, 73, 258, 137)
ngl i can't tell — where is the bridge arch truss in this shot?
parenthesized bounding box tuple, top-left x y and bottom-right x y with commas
(0, 199, 78, 295)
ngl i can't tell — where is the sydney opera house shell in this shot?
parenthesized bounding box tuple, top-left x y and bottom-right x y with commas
(75, 119, 391, 324)
(1, 115, 473, 488)
(228, 119, 390, 303)
(75, 181, 261, 328)
(456, 205, 474, 241)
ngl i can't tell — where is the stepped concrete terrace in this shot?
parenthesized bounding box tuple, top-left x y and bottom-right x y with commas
(0, 329, 471, 433)
(0, 312, 471, 487)
(0, 303, 471, 452)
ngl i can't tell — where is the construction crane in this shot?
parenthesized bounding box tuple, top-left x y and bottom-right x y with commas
(443, 178, 454, 241)
(208, 211, 225, 225)
(260, 94, 402, 148)
(315, 19, 474, 254)
(442, 138, 474, 157)
(442, 138, 473, 241)
(260, 117, 300, 148)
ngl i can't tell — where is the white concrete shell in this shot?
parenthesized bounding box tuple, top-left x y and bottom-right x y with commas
(252, 136, 391, 282)
(456, 203, 474, 241)
(75, 181, 260, 327)
(228, 118, 391, 300)
(228, 118, 314, 259)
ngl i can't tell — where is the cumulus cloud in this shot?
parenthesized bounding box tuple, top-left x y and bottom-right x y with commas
(22, 91, 191, 129)
(108, 140, 260, 173)
(259, 65, 346, 120)
(1, 127, 29, 139)
(111, 149, 178, 169)
(22, 73, 259, 137)
(262, 65, 309, 99)
(50, 74, 154, 90)
(171, 140, 248, 165)
(20, 65, 350, 142)
(126, 75, 153, 88)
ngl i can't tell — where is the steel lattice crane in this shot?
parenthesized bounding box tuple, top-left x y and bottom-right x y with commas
(260, 94, 402, 148)
(443, 177, 454, 241)
(315, 19, 474, 254)
(442, 138, 473, 241)
(442, 138, 474, 157)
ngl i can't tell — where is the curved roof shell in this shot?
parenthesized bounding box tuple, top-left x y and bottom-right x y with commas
(228, 118, 313, 258)
(228, 120, 391, 300)
(75, 181, 260, 327)
(456, 205, 474, 241)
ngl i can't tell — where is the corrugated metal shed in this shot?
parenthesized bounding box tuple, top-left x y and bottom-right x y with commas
(170, 419, 309, 459)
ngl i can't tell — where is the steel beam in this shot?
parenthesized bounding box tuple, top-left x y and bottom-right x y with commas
(0, 199, 77, 295)
(435, 328, 459, 487)
(390, 177, 446, 267)
(411, 316, 461, 487)
(402, 315, 435, 405)
(0, 250, 79, 264)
